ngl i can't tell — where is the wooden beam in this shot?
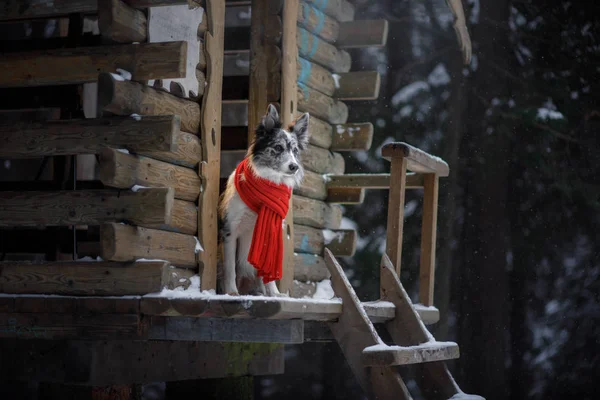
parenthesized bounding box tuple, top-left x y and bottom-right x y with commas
(331, 122, 373, 151)
(0, 261, 191, 296)
(198, 0, 225, 291)
(362, 342, 459, 366)
(326, 173, 424, 189)
(297, 57, 336, 96)
(382, 142, 450, 177)
(297, 27, 351, 73)
(297, 2, 339, 43)
(305, 0, 354, 22)
(97, 72, 201, 135)
(335, 71, 381, 100)
(100, 223, 198, 268)
(385, 156, 408, 275)
(337, 20, 389, 48)
(293, 195, 342, 229)
(141, 130, 202, 168)
(99, 148, 201, 202)
(0, 189, 178, 231)
(303, 144, 345, 175)
(0, 42, 187, 88)
(294, 169, 327, 200)
(297, 83, 348, 124)
(0, 115, 178, 159)
(98, 0, 147, 43)
(327, 187, 365, 204)
(295, 224, 356, 256)
(419, 174, 439, 307)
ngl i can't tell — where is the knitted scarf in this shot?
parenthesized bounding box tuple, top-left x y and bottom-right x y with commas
(235, 158, 292, 283)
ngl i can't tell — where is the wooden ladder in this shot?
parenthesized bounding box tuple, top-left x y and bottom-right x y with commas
(324, 249, 483, 400)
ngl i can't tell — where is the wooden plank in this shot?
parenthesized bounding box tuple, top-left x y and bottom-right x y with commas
(100, 223, 198, 268)
(0, 115, 178, 159)
(331, 122, 374, 151)
(297, 2, 339, 43)
(294, 253, 330, 281)
(99, 148, 201, 202)
(327, 187, 365, 204)
(297, 83, 348, 124)
(327, 173, 424, 189)
(323, 249, 411, 400)
(382, 142, 450, 177)
(362, 342, 459, 366)
(335, 71, 381, 100)
(97, 72, 201, 135)
(141, 130, 202, 169)
(0, 261, 180, 296)
(98, 0, 147, 43)
(280, 0, 300, 295)
(149, 317, 304, 343)
(297, 57, 336, 96)
(419, 174, 439, 306)
(297, 27, 351, 73)
(0, 42, 187, 88)
(198, 0, 225, 291)
(0, 188, 177, 230)
(305, 0, 354, 22)
(385, 155, 408, 275)
(337, 20, 389, 48)
(294, 169, 327, 200)
(294, 224, 356, 257)
(293, 195, 342, 229)
(302, 144, 345, 175)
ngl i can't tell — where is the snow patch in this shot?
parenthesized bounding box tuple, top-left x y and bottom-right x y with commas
(323, 229, 344, 245)
(536, 108, 565, 121)
(194, 236, 204, 253)
(331, 73, 341, 89)
(130, 113, 142, 121)
(117, 148, 130, 154)
(131, 185, 149, 192)
(312, 279, 334, 300)
(391, 81, 430, 106)
(427, 63, 450, 87)
(77, 256, 103, 262)
(116, 68, 132, 81)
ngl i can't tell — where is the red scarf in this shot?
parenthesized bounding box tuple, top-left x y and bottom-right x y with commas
(235, 158, 292, 283)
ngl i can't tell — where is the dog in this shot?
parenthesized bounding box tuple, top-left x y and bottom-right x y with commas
(219, 104, 310, 296)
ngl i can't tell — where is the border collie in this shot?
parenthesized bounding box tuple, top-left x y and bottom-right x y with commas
(219, 104, 310, 296)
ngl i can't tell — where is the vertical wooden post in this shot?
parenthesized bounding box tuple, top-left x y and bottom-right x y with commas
(419, 174, 439, 306)
(199, 0, 225, 291)
(248, 0, 268, 142)
(384, 155, 408, 281)
(279, 0, 300, 294)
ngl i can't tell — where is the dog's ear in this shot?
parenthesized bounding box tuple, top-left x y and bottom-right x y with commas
(291, 112, 310, 150)
(260, 104, 280, 133)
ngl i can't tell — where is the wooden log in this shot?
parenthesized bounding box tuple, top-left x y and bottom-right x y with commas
(297, 1, 339, 43)
(197, 41, 207, 70)
(294, 253, 330, 281)
(326, 173, 425, 189)
(335, 71, 381, 100)
(294, 169, 327, 200)
(100, 223, 198, 268)
(337, 20, 389, 48)
(293, 195, 342, 229)
(0, 115, 178, 159)
(297, 57, 336, 96)
(306, 115, 333, 148)
(98, 0, 147, 43)
(382, 142, 450, 177)
(294, 224, 356, 256)
(327, 187, 365, 204)
(198, 14, 208, 37)
(169, 199, 198, 235)
(331, 122, 373, 151)
(302, 144, 345, 175)
(296, 27, 351, 73)
(0, 260, 191, 296)
(0, 188, 177, 230)
(99, 148, 201, 202)
(139, 130, 202, 168)
(194, 69, 206, 97)
(98, 72, 201, 135)
(0, 42, 187, 89)
(305, 0, 354, 22)
(297, 83, 348, 124)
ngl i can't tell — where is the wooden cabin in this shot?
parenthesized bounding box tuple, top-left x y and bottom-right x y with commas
(0, 1, 482, 399)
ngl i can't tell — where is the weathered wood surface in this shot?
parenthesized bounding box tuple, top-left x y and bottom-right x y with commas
(336, 71, 381, 100)
(293, 195, 342, 229)
(97, 72, 201, 134)
(327, 187, 365, 204)
(100, 223, 198, 268)
(0, 42, 187, 88)
(382, 142, 450, 177)
(0, 108, 61, 123)
(304, 114, 332, 148)
(386, 155, 408, 274)
(294, 169, 327, 200)
(305, 0, 354, 22)
(297, 2, 339, 43)
(0, 115, 178, 158)
(294, 224, 356, 257)
(99, 148, 201, 202)
(0, 189, 174, 230)
(298, 83, 348, 124)
(331, 122, 373, 151)
(280, 0, 300, 295)
(297, 57, 336, 96)
(297, 27, 351, 73)
(336, 20, 389, 48)
(420, 174, 439, 307)
(291, 280, 318, 298)
(98, 0, 147, 43)
(294, 253, 330, 282)
(0, 261, 190, 296)
(362, 342, 459, 367)
(326, 173, 424, 189)
(141, 130, 202, 168)
(169, 199, 198, 235)
(198, 0, 224, 291)
(323, 249, 411, 400)
(302, 144, 345, 175)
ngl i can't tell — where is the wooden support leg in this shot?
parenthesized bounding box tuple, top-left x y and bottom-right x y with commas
(385, 155, 408, 277)
(419, 174, 439, 307)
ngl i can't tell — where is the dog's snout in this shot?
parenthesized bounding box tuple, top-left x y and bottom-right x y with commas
(288, 163, 298, 172)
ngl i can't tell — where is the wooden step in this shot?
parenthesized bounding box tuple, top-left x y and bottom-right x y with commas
(382, 142, 450, 177)
(362, 342, 460, 366)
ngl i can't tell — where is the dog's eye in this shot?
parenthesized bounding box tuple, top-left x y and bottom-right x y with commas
(274, 145, 283, 152)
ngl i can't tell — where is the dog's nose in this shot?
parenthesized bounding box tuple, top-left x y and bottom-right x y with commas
(289, 163, 298, 172)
